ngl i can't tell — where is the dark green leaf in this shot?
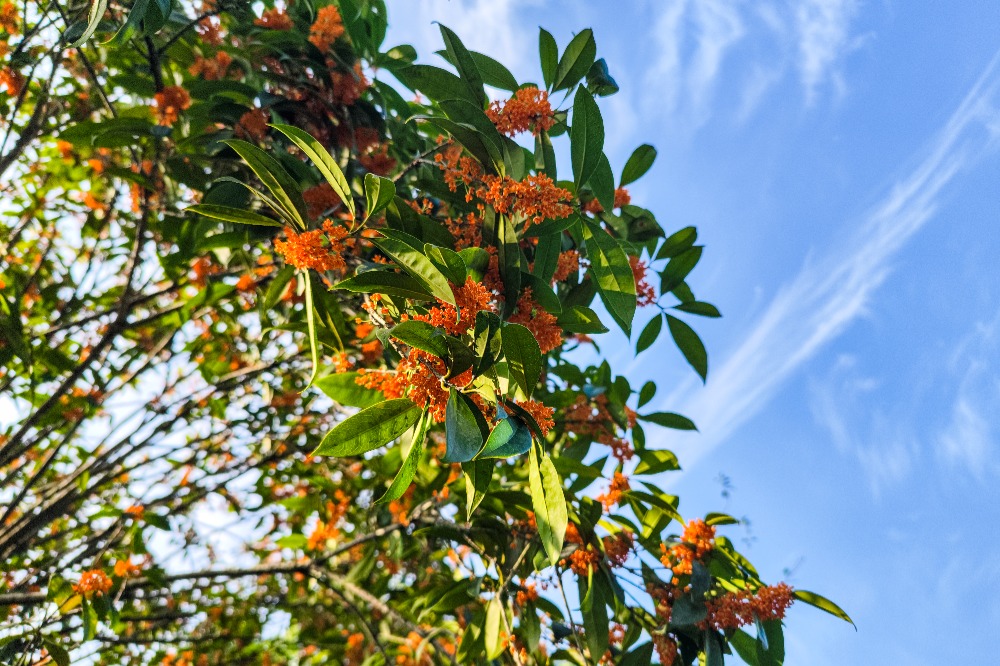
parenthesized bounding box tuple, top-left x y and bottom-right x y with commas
(571, 87, 605, 188)
(590, 152, 616, 213)
(586, 58, 619, 96)
(271, 125, 353, 219)
(445, 389, 485, 463)
(639, 411, 697, 431)
(463, 458, 493, 519)
(335, 270, 435, 302)
(393, 64, 469, 103)
(375, 414, 428, 504)
(539, 28, 558, 90)
(554, 28, 597, 91)
(660, 246, 703, 292)
(390, 320, 449, 359)
(315, 372, 383, 409)
(638, 380, 656, 408)
(666, 315, 708, 382)
(364, 173, 396, 221)
(41, 640, 70, 666)
(459, 247, 490, 282)
(495, 212, 522, 316)
(107, 0, 150, 45)
(532, 234, 561, 284)
(69, 0, 108, 46)
(636, 314, 663, 354)
(530, 445, 567, 566)
(371, 235, 456, 306)
(476, 412, 531, 459)
(425, 244, 467, 285)
(314, 399, 422, 457)
(673, 301, 721, 317)
(557, 305, 609, 334)
(621, 144, 657, 186)
(438, 24, 486, 106)
(583, 220, 635, 335)
(502, 323, 542, 398)
(186, 204, 283, 228)
(656, 226, 698, 260)
(794, 590, 855, 627)
(222, 139, 308, 229)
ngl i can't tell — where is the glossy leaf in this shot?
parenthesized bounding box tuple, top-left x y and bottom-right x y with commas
(639, 411, 697, 431)
(370, 235, 456, 306)
(583, 220, 636, 335)
(571, 86, 604, 188)
(502, 323, 542, 399)
(794, 590, 855, 627)
(621, 144, 657, 186)
(374, 414, 428, 505)
(335, 270, 435, 302)
(530, 445, 567, 566)
(667, 315, 708, 382)
(554, 28, 597, 91)
(186, 204, 283, 228)
(539, 28, 559, 89)
(364, 173, 396, 221)
(445, 389, 485, 463)
(315, 372, 384, 409)
(636, 313, 663, 354)
(314, 399, 422, 457)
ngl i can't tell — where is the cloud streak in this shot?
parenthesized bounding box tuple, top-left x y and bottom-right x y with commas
(659, 49, 1000, 470)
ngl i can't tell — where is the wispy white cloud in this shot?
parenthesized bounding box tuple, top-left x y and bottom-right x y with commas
(657, 49, 1000, 471)
(644, 0, 862, 126)
(795, 0, 859, 104)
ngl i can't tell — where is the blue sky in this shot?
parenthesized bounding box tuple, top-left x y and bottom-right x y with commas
(388, 2, 1000, 663)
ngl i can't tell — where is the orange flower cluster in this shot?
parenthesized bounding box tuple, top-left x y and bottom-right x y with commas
(582, 187, 632, 215)
(330, 62, 368, 106)
(191, 256, 221, 288)
(355, 322, 382, 363)
(153, 86, 191, 126)
(515, 582, 539, 607)
(603, 530, 634, 567)
(445, 212, 483, 250)
(568, 546, 600, 576)
(307, 492, 352, 548)
(660, 519, 716, 577)
(515, 399, 555, 436)
(308, 5, 345, 51)
(486, 86, 555, 137)
(552, 250, 580, 283)
(357, 348, 454, 422)
(274, 220, 348, 273)
(113, 558, 142, 578)
(435, 142, 483, 197)
(73, 569, 112, 598)
(702, 583, 795, 631)
(0, 1, 18, 34)
(189, 51, 232, 80)
(303, 183, 343, 219)
(479, 173, 573, 227)
(235, 274, 257, 293)
(652, 634, 678, 666)
(630, 256, 657, 306)
(508, 289, 562, 353)
(236, 108, 269, 142)
(197, 16, 223, 45)
(254, 8, 293, 30)
(395, 631, 433, 666)
(124, 504, 145, 520)
(413, 278, 493, 336)
(597, 472, 630, 511)
(0, 67, 24, 96)
(344, 632, 366, 665)
(563, 394, 634, 462)
(359, 144, 398, 176)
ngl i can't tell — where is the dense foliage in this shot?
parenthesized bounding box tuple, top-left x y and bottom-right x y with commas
(0, 0, 851, 664)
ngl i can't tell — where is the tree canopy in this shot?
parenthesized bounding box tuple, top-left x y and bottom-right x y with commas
(0, 0, 851, 664)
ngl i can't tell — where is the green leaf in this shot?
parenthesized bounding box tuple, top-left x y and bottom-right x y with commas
(393, 64, 468, 103)
(589, 152, 616, 213)
(656, 226, 698, 260)
(107, 0, 150, 45)
(794, 590, 855, 627)
(583, 220, 636, 335)
(438, 49, 519, 91)
(371, 235, 456, 306)
(660, 246, 703, 292)
(445, 389, 485, 463)
(375, 414, 428, 504)
(463, 458, 493, 520)
(530, 445, 567, 566)
(314, 399, 422, 457)
(390, 320, 450, 359)
(639, 411, 697, 431)
(438, 24, 486, 106)
(669, 593, 708, 629)
(532, 234, 561, 284)
(638, 380, 656, 408)
(586, 58, 619, 97)
(41, 640, 70, 666)
(335, 270, 435, 302)
(619, 643, 655, 666)
(186, 204, 283, 228)
(417, 116, 498, 173)
(534, 129, 557, 179)
(705, 512, 739, 526)
(223, 140, 308, 229)
(459, 247, 490, 282)
(494, 212, 522, 316)
(304, 273, 320, 386)
(621, 144, 657, 187)
(636, 313, 663, 354)
(502, 323, 542, 399)
(580, 574, 610, 659)
(539, 28, 559, 90)
(520, 273, 561, 315)
(364, 173, 396, 221)
(673, 301, 722, 318)
(476, 411, 531, 459)
(557, 305, 609, 334)
(69, 0, 109, 46)
(705, 630, 724, 666)
(571, 86, 605, 188)
(666, 315, 708, 382)
(315, 372, 383, 409)
(269, 123, 356, 220)
(634, 449, 681, 476)
(425, 244, 467, 286)
(484, 597, 504, 660)
(554, 28, 597, 91)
